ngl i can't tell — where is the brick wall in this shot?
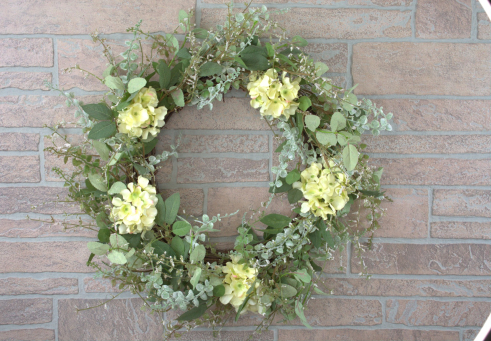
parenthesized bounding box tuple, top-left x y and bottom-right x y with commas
(0, 0, 490, 340)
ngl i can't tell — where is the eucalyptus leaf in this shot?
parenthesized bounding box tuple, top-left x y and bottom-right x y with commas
(190, 245, 206, 263)
(192, 28, 208, 39)
(108, 181, 126, 195)
(260, 214, 291, 229)
(342, 144, 359, 171)
(173, 221, 191, 236)
(295, 301, 312, 329)
(88, 173, 107, 192)
(104, 76, 124, 90)
(305, 115, 320, 131)
(190, 267, 202, 289)
(92, 140, 110, 161)
(298, 96, 312, 111)
(280, 283, 297, 298)
(316, 131, 337, 146)
(337, 134, 347, 146)
(170, 88, 185, 107)
(107, 250, 127, 264)
(292, 35, 308, 47)
(330, 112, 346, 132)
(97, 228, 111, 243)
(314, 62, 329, 76)
(293, 269, 311, 283)
(87, 241, 110, 255)
(127, 77, 147, 93)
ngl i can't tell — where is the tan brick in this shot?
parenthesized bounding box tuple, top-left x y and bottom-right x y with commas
(0, 219, 96, 238)
(83, 277, 122, 293)
(58, 299, 163, 341)
(0, 187, 79, 214)
(0, 298, 52, 325)
(177, 134, 269, 153)
(302, 43, 348, 73)
(351, 243, 491, 275)
(0, 329, 55, 341)
(320, 278, 491, 297)
(363, 135, 491, 154)
(165, 98, 270, 130)
(415, 0, 472, 39)
(154, 158, 173, 183)
(373, 99, 491, 132)
(0, 72, 52, 90)
(463, 329, 480, 341)
(0, 156, 40, 183)
(201, 8, 411, 39)
(170, 330, 274, 341)
(177, 158, 269, 183)
(321, 248, 348, 274)
(371, 158, 491, 186)
(0, 38, 53, 67)
(0, 242, 92, 273)
(353, 43, 491, 96)
(0, 278, 78, 295)
(478, 12, 491, 40)
(278, 328, 459, 341)
(431, 221, 491, 239)
(207, 187, 293, 236)
(386, 299, 491, 327)
(1, 0, 194, 34)
(203, 0, 413, 4)
(159, 188, 204, 216)
(0, 133, 39, 151)
(433, 190, 491, 218)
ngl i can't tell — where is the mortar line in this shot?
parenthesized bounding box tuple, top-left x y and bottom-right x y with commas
(203, 187, 208, 215)
(428, 187, 433, 238)
(412, 0, 417, 38)
(52, 37, 59, 88)
(196, 0, 202, 28)
(53, 297, 59, 341)
(472, 0, 478, 40)
(200, 3, 415, 10)
(269, 134, 273, 182)
(346, 42, 353, 89)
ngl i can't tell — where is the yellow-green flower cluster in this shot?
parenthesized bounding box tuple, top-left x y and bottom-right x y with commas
(293, 161, 350, 220)
(117, 87, 167, 139)
(247, 69, 300, 119)
(110, 176, 158, 234)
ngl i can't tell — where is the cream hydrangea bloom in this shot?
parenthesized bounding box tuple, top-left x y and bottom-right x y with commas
(110, 176, 158, 235)
(117, 86, 168, 139)
(293, 161, 350, 219)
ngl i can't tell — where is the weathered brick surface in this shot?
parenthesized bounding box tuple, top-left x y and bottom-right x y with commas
(0, 156, 40, 183)
(0, 278, 78, 295)
(0, 133, 39, 151)
(2, 0, 194, 34)
(0, 298, 52, 325)
(177, 158, 269, 184)
(278, 329, 459, 341)
(203, 0, 413, 4)
(386, 299, 491, 327)
(177, 134, 269, 153)
(154, 158, 174, 183)
(58, 299, 164, 341)
(0, 242, 92, 273)
(353, 43, 491, 96)
(320, 278, 491, 297)
(0, 219, 96, 238)
(159, 188, 204, 216)
(0, 72, 52, 90)
(415, 0, 472, 39)
(373, 99, 491, 132)
(0, 329, 55, 341)
(0, 187, 79, 214)
(170, 331, 274, 341)
(478, 12, 491, 40)
(83, 278, 123, 293)
(433, 190, 491, 218)
(371, 158, 491, 186)
(302, 43, 348, 73)
(431, 221, 491, 239)
(463, 329, 480, 341)
(0, 38, 53, 67)
(352, 243, 491, 275)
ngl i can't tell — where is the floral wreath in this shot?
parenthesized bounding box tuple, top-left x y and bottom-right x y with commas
(46, 3, 393, 338)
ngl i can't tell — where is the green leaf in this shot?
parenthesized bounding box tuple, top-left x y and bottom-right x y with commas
(92, 140, 110, 161)
(372, 167, 384, 183)
(122, 233, 141, 249)
(240, 53, 269, 71)
(133, 163, 150, 175)
(157, 60, 171, 89)
(298, 96, 312, 111)
(97, 228, 111, 243)
(280, 283, 297, 298)
(96, 212, 108, 228)
(233, 56, 247, 69)
(359, 189, 385, 197)
(313, 286, 329, 295)
(295, 301, 312, 329)
(143, 138, 158, 155)
(102, 65, 114, 78)
(285, 169, 301, 185)
(292, 35, 308, 47)
(192, 28, 208, 39)
(170, 88, 185, 107)
(81, 103, 114, 121)
(241, 45, 268, 57)
(199, 62, 222, 77)
(213, 284, 225, 297)
(190, 267, 201, 289)
(288, 188, 304, 204)
(155, 194, 166, 226)
(296, 112, 304, 138)
(190, 245, 206, 263)
(116, 100, 130, 112)
(177, 303, 208, 321)
(260, 214, 291, 229)
(316, 131, 337, 146)
(305, 115, 320, 131)
(337, 134, 348, 146)
(293, 269, 311, 283)
(171, 236, 185, 256)
(308, 229, 321, 248)
(331, 112, 347, 132)
(152, 240, 176, 257)
(325, 230, 335, 248)
(275, 140, 287, 153)
(173, 221, 191, 236)
(169, 62, 184, 87)
(178, 9, 188, 22)
(88, 121, 117, 140)
(88, 173, 107, 192)
(337, 197, 353, 217)
(108, 181, 126, 195)
(86, 253, 95, 266)
(269, 181, 292, 193)
(314, 62, 329, 77)
(110, 234, 128, 248)
(265, 42, 274, 57)
(342, 144, 359, 171)
(176, 47, 192, 60)
(164, 193, 180, 225)
(108, 250, 127, 264)
(87, 241, 110, 255)
(127, 77, 147, 94)
(104, 76, 124, 90)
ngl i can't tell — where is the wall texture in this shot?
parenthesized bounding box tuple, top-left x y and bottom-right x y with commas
(0, 0, 490, 340)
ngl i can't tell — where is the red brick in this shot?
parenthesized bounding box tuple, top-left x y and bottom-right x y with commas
(0, 133, 39, 151)
(177, 134, 269, 153)
(1, 0, 194, 34)
(0, 242, 93, 273)
(0, 156, 40, 183)
(203, 0, 413, 4)
(0, 38, 53, 67)
(0, 72, 52, 90)
(478, 12, 491, 40)
(159, 188, 204, 216)
(353, 43, 491, 96)
(302, 43, 348, 73)
(0, 219, 96, 238)
(371, 158, 491, 186)
(278, 328, 459, 341)
(352, 243, 491, 276)
(58, 299, 163, 341)
(0, 298, 52, 325)
(431, 221, 491, 239)
(373, 99, 491, 132)
(415, 0, 472, 39)
(320, 278, 491, 297)
(0, 278, 78, 295)
(386, 299, 491, 327)
(84, 277, 122, 293)
(433, 190, 491, 218)
(170, 330, 274, 341)
(154, 159, 173, 183)
(0, 187, 79, 214)
(177, 158, 269, 184)
(0, 329, 55, 341)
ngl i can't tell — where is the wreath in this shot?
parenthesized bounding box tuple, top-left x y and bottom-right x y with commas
(45, 3, 393, 338)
